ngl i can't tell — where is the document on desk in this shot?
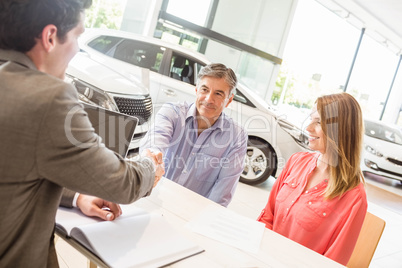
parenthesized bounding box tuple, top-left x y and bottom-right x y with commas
(186, 205, 265, 254)
(56, 206, 204, 268)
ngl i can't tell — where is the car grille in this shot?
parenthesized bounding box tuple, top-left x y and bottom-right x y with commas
(113, 95, 152, 125)
(386, 157, 402, 166)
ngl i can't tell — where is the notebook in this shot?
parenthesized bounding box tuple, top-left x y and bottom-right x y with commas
(82, 103, 138, 158)
(56, 206, 204, 268)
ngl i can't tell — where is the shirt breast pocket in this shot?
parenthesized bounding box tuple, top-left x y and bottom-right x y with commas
(296, 202, 332, 232)
(194, 153, 221, 182)
(276, 180, 298, 202)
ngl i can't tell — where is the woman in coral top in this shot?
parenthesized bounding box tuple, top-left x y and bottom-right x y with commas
(258, 93, 367, 265)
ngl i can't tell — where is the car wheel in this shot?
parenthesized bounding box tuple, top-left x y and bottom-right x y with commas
(240, 138, 277, 185)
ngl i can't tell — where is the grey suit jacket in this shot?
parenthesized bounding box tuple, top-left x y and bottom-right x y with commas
(0, 49, 155, 268)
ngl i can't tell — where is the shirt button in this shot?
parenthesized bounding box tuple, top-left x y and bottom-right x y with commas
(291, 200, 294, 203)
(305, 190, 309, 194)
(308, 201, 312, 205)
(323, 212, 326, 216)
(292, 183, 295, 186)
(315, 187, 318, 190)
(183, 170, 187, 174)
(286, 208, 289, 210)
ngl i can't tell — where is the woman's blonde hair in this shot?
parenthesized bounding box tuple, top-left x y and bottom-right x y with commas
(316, 93, 364, 199)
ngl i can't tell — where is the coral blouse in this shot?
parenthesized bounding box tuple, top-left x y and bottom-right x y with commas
(258, 152, 367, 265)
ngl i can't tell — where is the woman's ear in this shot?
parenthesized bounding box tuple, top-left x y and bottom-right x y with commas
(40, 24, 58, 52)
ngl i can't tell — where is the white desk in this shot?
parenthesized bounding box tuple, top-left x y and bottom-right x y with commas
(56, 178, 345, 268)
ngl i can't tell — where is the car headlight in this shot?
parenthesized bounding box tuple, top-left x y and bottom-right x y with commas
(364, 144, 383, 157)
(277, 119, 310, 149)
(65, 74, 119, 112)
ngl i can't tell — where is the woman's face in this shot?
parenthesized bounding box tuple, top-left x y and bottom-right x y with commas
(306, 107, 326, 154)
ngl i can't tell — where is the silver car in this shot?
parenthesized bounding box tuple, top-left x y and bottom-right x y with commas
(362, 119, 402, 183)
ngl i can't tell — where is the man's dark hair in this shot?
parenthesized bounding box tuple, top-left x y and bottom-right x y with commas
(0, 0, 92, 52)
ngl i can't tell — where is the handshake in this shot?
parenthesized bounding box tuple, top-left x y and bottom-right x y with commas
(142, 149, 165, 188)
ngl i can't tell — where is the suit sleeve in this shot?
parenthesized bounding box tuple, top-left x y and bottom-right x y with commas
(59, 188, 76, 208)
(36, 83, 155, 204)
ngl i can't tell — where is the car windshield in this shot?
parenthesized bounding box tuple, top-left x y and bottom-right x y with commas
(365, 120, 402, 145)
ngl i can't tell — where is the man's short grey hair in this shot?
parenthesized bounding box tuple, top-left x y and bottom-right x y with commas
(196, 63, 238, 96)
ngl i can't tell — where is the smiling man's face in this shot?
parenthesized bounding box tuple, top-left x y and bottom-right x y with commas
(195, 76, 233, 127)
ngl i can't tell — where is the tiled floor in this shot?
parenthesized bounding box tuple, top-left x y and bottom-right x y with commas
(56, 174, 402, 267)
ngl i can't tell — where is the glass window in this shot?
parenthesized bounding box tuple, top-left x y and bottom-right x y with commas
(346, 36, 398, 120)
(272, 0, 360, 120)
(87, 36, 122, 54)
(113, 40, 165, 72)
(212, 0, 294, 56)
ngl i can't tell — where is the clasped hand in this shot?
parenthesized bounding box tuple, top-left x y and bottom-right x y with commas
(142, 149, 165, 187)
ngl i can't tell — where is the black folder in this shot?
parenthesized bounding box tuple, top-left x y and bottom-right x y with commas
(82, 103, 138, 158)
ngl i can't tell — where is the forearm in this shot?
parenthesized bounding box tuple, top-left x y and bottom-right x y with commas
(139, 104, 177, 155)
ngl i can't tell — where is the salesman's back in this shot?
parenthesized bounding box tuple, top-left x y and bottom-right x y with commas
(0, 1, 157, 267)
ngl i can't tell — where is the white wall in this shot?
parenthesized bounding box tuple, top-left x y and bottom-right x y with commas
(206, 0, 298, 102)
(120, 0, 162, 36)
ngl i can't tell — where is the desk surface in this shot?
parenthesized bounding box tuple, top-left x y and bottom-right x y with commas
(57, 178, 345, 268)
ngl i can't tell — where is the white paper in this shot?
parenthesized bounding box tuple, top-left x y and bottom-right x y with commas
(186, 205, 265, 254)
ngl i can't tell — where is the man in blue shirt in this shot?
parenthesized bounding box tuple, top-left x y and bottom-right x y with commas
(140, 63, 247, 207)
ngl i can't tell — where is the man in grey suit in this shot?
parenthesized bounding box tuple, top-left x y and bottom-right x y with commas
(0, 0, 164, 267)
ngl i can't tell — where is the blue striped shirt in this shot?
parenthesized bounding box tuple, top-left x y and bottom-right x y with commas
(140, 102, 247, 207)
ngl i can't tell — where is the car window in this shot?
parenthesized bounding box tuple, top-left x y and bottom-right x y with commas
(87, 36, 122, 54)
(169, 53, 198, 85)
(113, 40, 164, 72)
(233, 89, 256, 107)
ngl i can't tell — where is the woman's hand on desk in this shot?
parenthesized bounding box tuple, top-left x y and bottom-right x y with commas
(76, 194, 122, 221)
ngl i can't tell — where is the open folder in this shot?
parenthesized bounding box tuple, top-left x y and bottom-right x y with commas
(56, 206, 204, 268)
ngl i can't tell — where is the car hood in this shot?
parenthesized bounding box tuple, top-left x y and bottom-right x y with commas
(66, 52, 149, 95)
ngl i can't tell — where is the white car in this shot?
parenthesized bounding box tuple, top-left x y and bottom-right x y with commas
(72, 28, 310, 185)
(361, 119, 402, 183)
(66, 52, 152, 151)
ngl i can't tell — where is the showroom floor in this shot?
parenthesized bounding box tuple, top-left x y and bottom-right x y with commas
(56, 174, 402, 268)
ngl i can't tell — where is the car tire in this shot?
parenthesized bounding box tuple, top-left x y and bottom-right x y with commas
(240, 138, 277, 185)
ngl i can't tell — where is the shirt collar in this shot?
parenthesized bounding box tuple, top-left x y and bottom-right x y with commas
(186, 102, 225, 131)
(0, 49, 38, 71)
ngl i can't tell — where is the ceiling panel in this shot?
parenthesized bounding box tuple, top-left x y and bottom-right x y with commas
(316, 0, 402, 54)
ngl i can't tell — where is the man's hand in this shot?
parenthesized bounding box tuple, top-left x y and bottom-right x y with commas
(76, 194, 122, 221)
(142, 149, 165, 187)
